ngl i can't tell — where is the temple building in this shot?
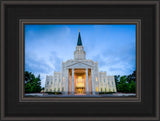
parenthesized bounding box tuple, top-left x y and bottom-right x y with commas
(45, 31, 117, 95)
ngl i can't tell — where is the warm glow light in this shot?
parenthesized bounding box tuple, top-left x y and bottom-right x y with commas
(96, 77, 97, 81)
(76, 76, 84, 87)
(97, 87, 98, 92)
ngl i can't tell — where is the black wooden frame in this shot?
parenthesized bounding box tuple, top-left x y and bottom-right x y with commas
(19, 19, 141, 102)
(1, 0, 160, 120)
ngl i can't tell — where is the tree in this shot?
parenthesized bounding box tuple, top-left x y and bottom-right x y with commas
(41, 87, 45, 90)
(127, 70, 136, 83)
(117, 76, 130, 93)
(116, 70, 136, 93)
(114, 75, 120, 86)
(129, 80, 136, 93)
(24, 71, 42, 93)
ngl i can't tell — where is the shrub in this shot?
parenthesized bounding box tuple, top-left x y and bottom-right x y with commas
(46, 92, 62, 95)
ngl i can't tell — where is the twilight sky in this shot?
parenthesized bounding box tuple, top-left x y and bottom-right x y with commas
(25, 24, 136, 87)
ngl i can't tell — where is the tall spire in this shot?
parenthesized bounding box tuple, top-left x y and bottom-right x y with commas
(74, 30, 86, 60)
(77, 30, 82, 46)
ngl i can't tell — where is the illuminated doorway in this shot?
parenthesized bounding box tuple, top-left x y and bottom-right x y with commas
(75, 76, 85, 94)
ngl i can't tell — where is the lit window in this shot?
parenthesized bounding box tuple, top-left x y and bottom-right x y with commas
(97, 87, 98, 92)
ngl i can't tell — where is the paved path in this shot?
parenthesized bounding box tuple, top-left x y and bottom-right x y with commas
(25, 93, 136, 97)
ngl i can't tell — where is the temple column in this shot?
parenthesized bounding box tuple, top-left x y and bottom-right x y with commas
(65, 69, 69, 95)
(86, 68, 89, 95)
(72, 68, 74, 95)
(91, 69, 95, 95)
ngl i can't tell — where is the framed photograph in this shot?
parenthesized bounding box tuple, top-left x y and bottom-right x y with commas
(1, 0, 159, 120)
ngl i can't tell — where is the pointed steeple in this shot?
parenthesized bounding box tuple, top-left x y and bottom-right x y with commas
(77, 30, 82, 46)
(74, 30, 86, 60)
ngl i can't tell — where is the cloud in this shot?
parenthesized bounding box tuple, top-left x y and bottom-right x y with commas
(25, 50, 63, 87)
(90, 44, 135, 76)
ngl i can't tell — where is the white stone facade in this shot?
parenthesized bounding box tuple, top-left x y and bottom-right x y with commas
(45, 32, 117, 95)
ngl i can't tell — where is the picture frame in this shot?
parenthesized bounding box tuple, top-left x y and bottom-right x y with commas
(19, 19, 141, 102)
(1, 0, 159, 120)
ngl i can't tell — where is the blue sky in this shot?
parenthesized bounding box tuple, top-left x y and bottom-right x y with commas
(25, 24, 136, 87)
